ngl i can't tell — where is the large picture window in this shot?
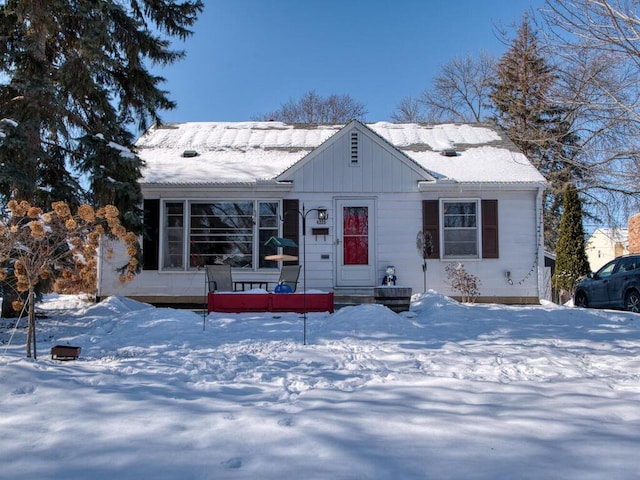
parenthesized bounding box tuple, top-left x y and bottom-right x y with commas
(442, 200, 479, 258)
(161, 200, 280, 270)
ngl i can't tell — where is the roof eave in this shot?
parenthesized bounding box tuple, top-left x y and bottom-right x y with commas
(141, 179, 293, 194)
(418, 180, 547, 191)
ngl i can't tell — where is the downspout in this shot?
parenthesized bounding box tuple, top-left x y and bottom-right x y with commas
(536, 186, 545, 302)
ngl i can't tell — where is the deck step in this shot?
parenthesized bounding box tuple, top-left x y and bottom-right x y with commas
(333, 294, 375, 309)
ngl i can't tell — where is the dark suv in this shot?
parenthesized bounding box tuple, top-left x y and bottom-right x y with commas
(573, 254, 640, 312)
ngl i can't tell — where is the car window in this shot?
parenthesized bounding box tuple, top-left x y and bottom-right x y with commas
(617, 257, 640, 273)
(595, 260, 617, 279)
(618, 258, 634, 273)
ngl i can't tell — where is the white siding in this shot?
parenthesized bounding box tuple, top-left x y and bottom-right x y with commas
(100, 188, 542, 302)
(282, 124, 427, 194)
(370, 189, 541, 300)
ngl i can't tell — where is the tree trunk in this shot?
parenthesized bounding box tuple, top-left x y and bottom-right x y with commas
(26, 312, 32, 358)
(25, 288, 36, 359)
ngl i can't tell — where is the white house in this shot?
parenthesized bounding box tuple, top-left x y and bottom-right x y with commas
(97, 120, 547, 306)
(586, 228, 629, 272)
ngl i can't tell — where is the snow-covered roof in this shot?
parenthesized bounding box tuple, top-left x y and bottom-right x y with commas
(136, 121, 546, 185)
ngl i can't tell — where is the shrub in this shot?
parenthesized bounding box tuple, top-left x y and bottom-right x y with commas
(445, 262, 481, 303)
(0, 200, 138, 357)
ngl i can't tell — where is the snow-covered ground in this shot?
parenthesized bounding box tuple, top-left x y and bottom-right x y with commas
(1, 292, 639, 479)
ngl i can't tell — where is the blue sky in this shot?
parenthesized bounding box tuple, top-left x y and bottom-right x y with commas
(155, 0, 545, 123)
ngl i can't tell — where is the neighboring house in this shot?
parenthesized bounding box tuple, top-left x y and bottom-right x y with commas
(586, 228, 629, 272)
(97, 120, 547, 305)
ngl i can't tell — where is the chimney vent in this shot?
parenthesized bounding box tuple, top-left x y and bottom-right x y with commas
(441, 148, 457, 157)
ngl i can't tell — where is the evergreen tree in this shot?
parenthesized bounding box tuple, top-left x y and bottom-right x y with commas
(490, 16, 581, 251)
(0, 0, 203, 232)
(552, 183, 590, 295)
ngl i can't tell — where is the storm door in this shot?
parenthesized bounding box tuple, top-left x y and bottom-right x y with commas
(336, 199, 376, 286)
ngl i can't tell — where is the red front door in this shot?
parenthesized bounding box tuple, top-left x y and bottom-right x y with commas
(336, 199, 376, 286)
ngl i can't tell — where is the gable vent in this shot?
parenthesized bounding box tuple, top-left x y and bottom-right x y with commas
(182, 150, 199, 158)
(350, 132, 359, 164)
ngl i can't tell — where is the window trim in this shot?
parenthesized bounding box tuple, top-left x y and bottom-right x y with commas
(440, 198, 482, 260)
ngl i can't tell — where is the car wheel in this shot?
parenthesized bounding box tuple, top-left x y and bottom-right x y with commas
(625, 290, 640, 313)
(574, 291, 588, 308)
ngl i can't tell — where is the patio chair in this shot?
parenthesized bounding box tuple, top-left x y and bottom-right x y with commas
(205, 264, 234, 292)
(277, 264, 301, 292)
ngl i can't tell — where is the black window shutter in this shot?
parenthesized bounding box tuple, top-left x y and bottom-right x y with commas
(283, 199, 300, 265)
(142, 199, 160, 270)
(422, 200, 440, 258)
(481, 199, 499, 259)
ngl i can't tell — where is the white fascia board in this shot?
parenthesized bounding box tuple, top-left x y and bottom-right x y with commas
(418, 180, 546, 192)
(142, 180, 293, 197)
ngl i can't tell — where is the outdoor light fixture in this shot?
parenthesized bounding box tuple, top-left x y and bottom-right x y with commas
(317, 208, 328, 224)
(505, 271, 513, 285)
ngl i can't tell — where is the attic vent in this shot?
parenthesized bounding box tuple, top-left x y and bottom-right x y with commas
(441, 148, 457, 157)
(350, 132, 359, 164)
(182, 150, 198, 158)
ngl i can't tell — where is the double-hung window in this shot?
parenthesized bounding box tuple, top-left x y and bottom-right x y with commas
(442, 200, 479, 258)
(161, 200, 280, 270)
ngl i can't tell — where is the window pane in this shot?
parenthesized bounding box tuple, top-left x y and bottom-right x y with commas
(344, 207, 368, 235)
(444, 202, 476, 227)
(190, 202, 254, 268)
(259, 202, 278, 228)
(343, 206, 369, 265)
(259, 202, 279, 268)
(163, 202, 184, 269)
(443, 201, 478, 258)
(344, 237, 369, 265)
(444, 229, 478, 256)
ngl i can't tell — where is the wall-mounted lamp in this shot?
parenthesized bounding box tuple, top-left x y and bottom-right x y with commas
(505, 271, 513, 285)
(317, 208, 328, 224)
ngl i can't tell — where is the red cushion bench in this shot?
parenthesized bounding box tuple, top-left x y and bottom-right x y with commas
(207, 291, 334, 314)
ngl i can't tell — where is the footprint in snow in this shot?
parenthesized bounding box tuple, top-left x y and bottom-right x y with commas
(278, 416, 294, 427)
(12, 385, 36, 395)
(221, 457, 243, 469)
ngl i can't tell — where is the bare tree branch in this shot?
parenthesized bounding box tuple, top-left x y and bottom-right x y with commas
(417, 52, 497, 123)
(390, 96, 425, 122)
(540, 0, 640, 225)
(255, 90, 367, 123)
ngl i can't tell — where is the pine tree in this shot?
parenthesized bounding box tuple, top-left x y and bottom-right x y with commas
(490, 15, 580, 251)
(552, 183, 590, 295)
(0, 0, 203, 232)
